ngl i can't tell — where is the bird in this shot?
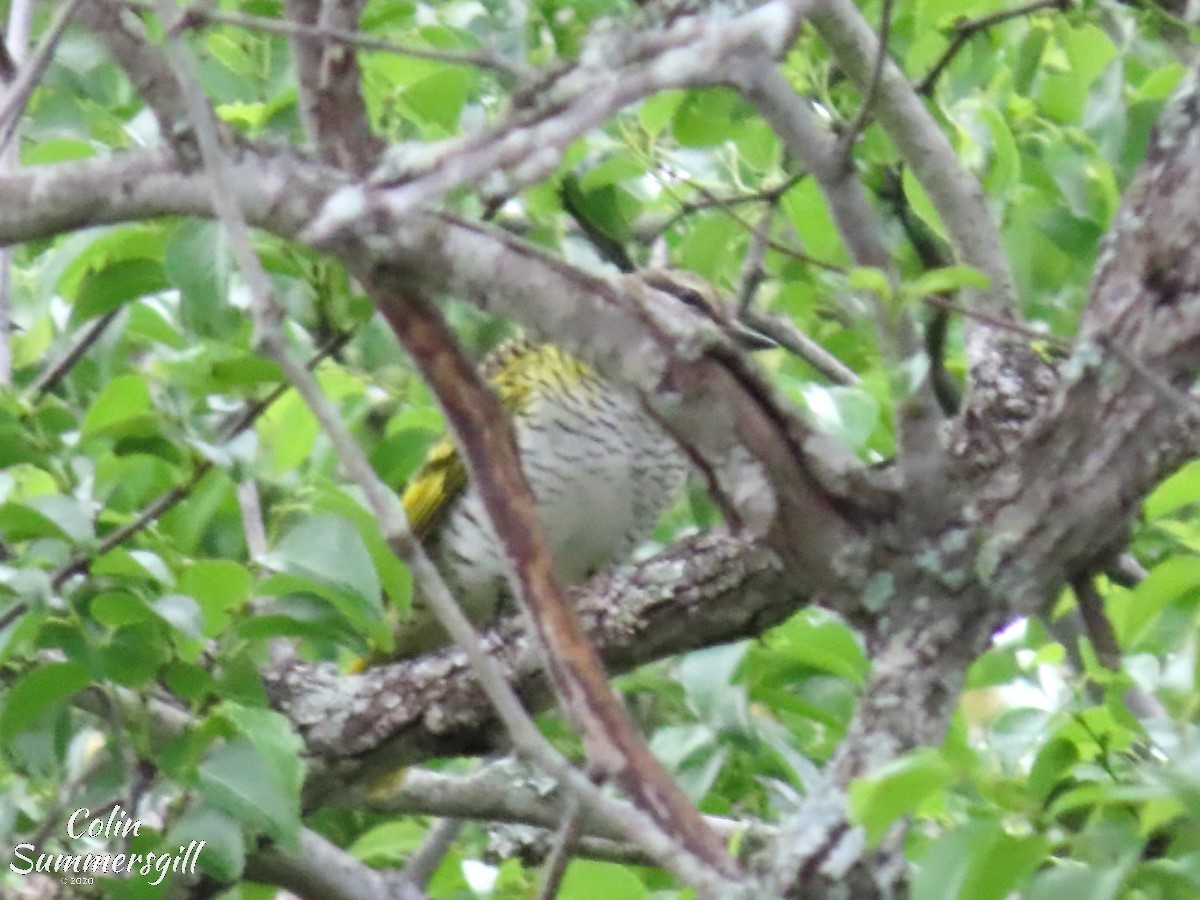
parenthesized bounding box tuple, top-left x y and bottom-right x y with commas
(389, 269, 774, 657)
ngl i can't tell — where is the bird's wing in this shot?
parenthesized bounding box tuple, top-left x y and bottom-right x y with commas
(400, 338, 550, 540)
(401, 434, 467, 541)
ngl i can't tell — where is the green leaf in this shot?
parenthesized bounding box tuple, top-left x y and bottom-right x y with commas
(266, 515, 381, 606)
(0, 496, 94, 544)
(905, 266, 990, 299)
(579, 152, 647, 192)
(1144, 460, 1200, 520)
(349, 821, 428, 865)
(178, 560, 252, 636)
(761, 609, 868, 684)
(312, 482, 413, 615)
(849, 748, 952, 845)
(558, 860, 647, 900)
(195, 735, 300, 848)
(215, 702, 305, 803)
(71, 258, 169, 324)
(1028, 736, 1079, 803)
(163, 220, 237, 338)
(0, 662, 90, 740)
(639, 90, 684, 136)
(672, 88, 742, 146)
(402, 68, 471, 131)
(101, 623, 169, 686)
(679, 642, 748, 720)
(801, 385, 881, 451)
(167, 803, 246, 882)
(1110, 556, 1200, 644)
(81, 374, 155, 439)
(912, 819, 1049, 900)
(257, 390, 319, 474)
(781, 179, 843, 263)
(902, 167, 947, 242)
(0, 425, 46, 468)
(848, 266, 893, 302)
(978, 104, 1021, 197)
(1023, 861, 1128, 900)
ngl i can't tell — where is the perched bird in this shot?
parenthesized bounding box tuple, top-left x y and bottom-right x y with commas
(390, 269, 774, 657)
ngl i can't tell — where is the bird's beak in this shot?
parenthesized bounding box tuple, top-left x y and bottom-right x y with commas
(730, 319, 777, 351)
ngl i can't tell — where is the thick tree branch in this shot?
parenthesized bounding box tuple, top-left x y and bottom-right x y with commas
(266, 531, 795, 775)
(338, 760, 779, 867)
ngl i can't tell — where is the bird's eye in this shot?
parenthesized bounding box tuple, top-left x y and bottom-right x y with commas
(672, 287, 708, 310)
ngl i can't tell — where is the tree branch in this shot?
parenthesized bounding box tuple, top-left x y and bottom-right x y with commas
(285, 0, 384, 175)
(809, 0, 1018, 324)
(243, 827, 423, 900)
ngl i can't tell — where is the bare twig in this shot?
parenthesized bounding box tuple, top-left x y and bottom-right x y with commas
(77, 0, 191, 136)
(536, 796, 584, 900)
(1071, 575, 1167, 721)
(653, 167, 842, 273)
(236, 479, 269, 560)
(1071, 576, 1122, 671)
(0, 0, 84, 156)
(917, 0, 1072, 96)
(0, 0, 39, 387)
(838, 0, 893, 165)
(27, 309, 122, 399)
(400, 817, 463, 889)
(740, 307, 860, 385)
(737, 204, 775, 312)
(339, 759, 780, 858)
(244, 827, 423, 900)
(649, 172, 804, 238)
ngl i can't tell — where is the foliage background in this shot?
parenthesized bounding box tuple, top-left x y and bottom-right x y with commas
(0, 0, 1199, 897)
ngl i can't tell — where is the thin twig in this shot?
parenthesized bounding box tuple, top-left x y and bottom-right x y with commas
(740, 307, 860, 385)
(0, 0, 38, 387)
(536, 796, 584, 900)
(0, 0, 86, 156)
(838, 0, 893, 166)
(916, 0, 1072, 96)
(27, 309, 122, 399)
(651, 172, 805, 237)
(1071, 575, 1167, 721)
(400, 818, 462, 889)
(236, 479, 269, 561)
(737, 204, 775, 312)
(1071, 576, 1122, 671)
(113, 0, 518, 76)
(653, 167, 843, 273)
